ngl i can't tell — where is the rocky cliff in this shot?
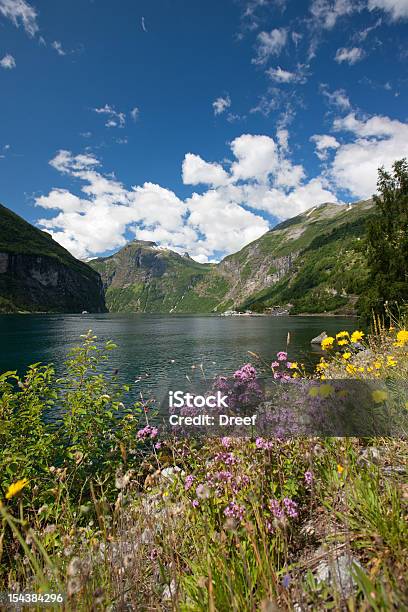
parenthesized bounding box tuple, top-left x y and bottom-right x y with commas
(0, 204, 106, 313)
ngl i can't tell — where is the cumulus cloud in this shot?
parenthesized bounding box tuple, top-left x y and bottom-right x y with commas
(93, 104, 126, 128)
(368, 0, 408, 19)
(331, 112, 408, 197)
(182, 153, 230, 187)
(311, 134, 340, 160)
(252, 28, 287, 65)
(212, 95, 231, 116)
(0, 53, 16, 69)
(321, 85, 351, 110)
(335, 46, 365, 64)
(0, 0, 38, 36)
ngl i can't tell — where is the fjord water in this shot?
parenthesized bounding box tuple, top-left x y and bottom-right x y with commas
(0, 314, 357, 405)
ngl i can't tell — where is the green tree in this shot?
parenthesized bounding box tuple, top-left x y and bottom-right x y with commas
(358, 159, 408, 321)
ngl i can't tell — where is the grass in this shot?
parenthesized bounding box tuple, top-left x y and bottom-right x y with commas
(0, 322, 407, 610)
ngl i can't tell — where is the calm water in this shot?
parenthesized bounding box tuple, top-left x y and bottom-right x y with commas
(0, 314, 357, 405)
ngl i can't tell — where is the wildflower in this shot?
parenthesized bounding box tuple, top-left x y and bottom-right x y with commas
(277, 351, 287, 361)
(337, 339, 349, 346)
(221, 436, 231, 448)
(283, 497, 298, 518)
(342, 352, 351, 360)
(192, 499, 199, 508)
(137, 425, 158, 440)
(386, 356, 397, 367)
(372, 389, 388, 404)
(304, 471, 313, 486)
(282, 574, 291, 589)
(5, 479, 29, 499)
(316, 359, 328, 371)
(289, 362, 298, 369)
(336, 331, 350, 339)
(374, 361, 382, 369)
(224, 502, 245, 521)
(321, 337, 334, 350)
(346, 364, 357, 375)
(394, 329, 408, 347)
(271, 361, 280, 368)
(337, 464, 344, 475)
(233, 363, 257, 382)
(184, 475, 195, 491)
(195, 484, 210, 499)
(269, 499, 284, 519)
(351, 330, 364, 343)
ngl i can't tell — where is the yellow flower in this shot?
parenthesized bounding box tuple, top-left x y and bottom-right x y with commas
(321, 336, 334, 350)
(337, 339, 349, 346)
(342, 352, 351, 360)
(289, 362, 298, 369)
(372, 390, 388, 404)
(346, 364, 357, 375)
(5, 478, 29, 499)
(316, 359, 328, 371)
(336, 331, 350, 339)
(350, 331, 364, 343)
(396, 330, 408, 346)
(386, 356, 397, 367)
(337, 464, 344, 475)
(374, 361, 382, 369)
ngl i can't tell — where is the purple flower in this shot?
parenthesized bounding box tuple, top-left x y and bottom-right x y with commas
(271, 361, 280, 368)
(192, 499, 199, 508)
(221, 437, 231, 448)
(277, 351, 288, 361)
(283, 497, 298, 518)
(269, 499, 284, 519)
(224, 502, 245, 521)
(185, 475, 195, 491)
(255, 437, 273, 450)
(137, 425, 158, 440)
(282, 574, 291, 589)
(233, 363, 257, 382)
(304, 471, 313, 486)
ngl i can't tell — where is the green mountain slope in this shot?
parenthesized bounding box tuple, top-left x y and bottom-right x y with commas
(0, 204, 106, 313)
(195, 199, 374, 314)
(89, 199, 374, 315)
(89, 241, 223, 313)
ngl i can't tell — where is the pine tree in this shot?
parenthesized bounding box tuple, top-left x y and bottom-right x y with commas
(358, 159, 408, 321)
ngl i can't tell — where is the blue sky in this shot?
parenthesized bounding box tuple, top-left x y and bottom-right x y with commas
(0, 0, 407, 261)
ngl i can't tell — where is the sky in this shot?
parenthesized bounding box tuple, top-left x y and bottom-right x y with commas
(0, 0, 407, 262)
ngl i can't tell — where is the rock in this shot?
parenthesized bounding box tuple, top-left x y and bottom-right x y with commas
(315, 553, 361, 598)
(311, 332, 327, 345)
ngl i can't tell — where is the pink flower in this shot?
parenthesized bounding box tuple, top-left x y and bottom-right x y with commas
(271, 361, 280, 368)
(304, 471, 313, 486)
(277, 351, 287, 361)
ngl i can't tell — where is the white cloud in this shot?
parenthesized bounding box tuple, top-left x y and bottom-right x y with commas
(321, 85, 351, 110)
(0, 53, 16, 68)
(311, 134, 340, 160)
(331, 112, 408, 197)
(310, 0, 357, 29)
(212, 95, 231, 116)
(335, 46, 365, 64)
(93, 104, 126, 128)
(252, 28, 287, 65)
(51, 40, 66, 56)
(0, 0, 38, 36)
(266, 65, 306, 83)
(231, 134, 279, 182)
(130, 107, 140, 121)
(368, 0, 408, 19)
(182, 153, 229, 187)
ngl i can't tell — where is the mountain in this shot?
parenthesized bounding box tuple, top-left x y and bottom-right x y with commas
(197, 199, 375, 314)
(89, 199, 375, 315)
(0, 204, 106, 313)
(89, 240, 222, 313)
